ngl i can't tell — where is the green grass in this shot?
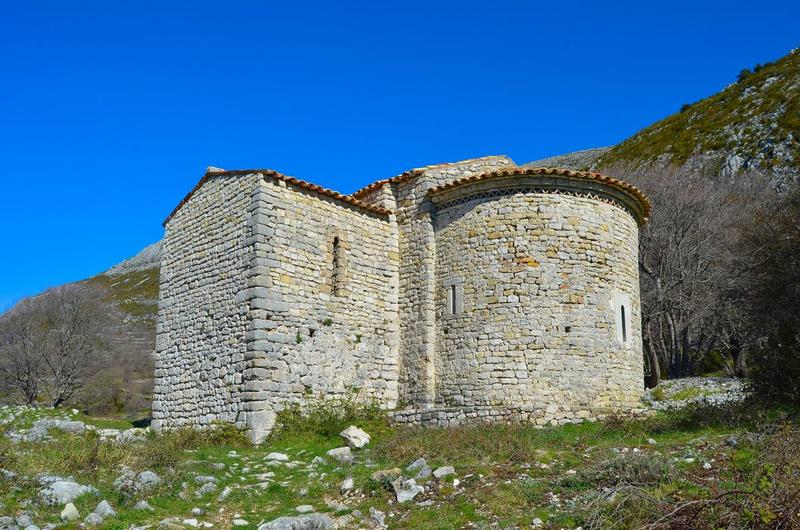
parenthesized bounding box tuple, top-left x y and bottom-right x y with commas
(2, 400, 799, 529)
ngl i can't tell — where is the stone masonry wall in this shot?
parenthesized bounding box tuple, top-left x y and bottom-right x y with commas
(424, 188, 643, 426)
(152, 173, 260, 430)
(393, 156, 516, 406)
(240, 178, 400, 442)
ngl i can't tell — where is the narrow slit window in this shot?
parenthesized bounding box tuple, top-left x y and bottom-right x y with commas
(620, 305, 627, 343)
(450, 285, 457, 315)
(331, 236, 341, 295)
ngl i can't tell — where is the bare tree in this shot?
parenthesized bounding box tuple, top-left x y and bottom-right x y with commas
(0, 297, 48, 404)
(0, 283, 110, 407)
(604, 163, 774, 386)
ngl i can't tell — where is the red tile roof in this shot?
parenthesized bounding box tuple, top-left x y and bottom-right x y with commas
(427, 166, 652, 223)
(351, 155, 511, 198)
(162, 169, 391, 226)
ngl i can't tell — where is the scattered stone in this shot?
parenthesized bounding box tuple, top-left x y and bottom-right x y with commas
(15, 515, 33, 528)
(40, 479, 98, 505)
(24, 525, 40, 530)
(298, 487, 308, 497)
(0, 516, 15, 530)
(257, 513, 334, 530)
(191, 508, 206, 516)
(340, 477, 354, 492)
(531, 517, 544, 527)
(311, 456, 326, 466)
(232, 520, 248, 527)
(210, 463, 226, 470)
(134, 500, 155, 512)
(194, 475, 217, 484)
(703, 462, 712, 470)
(182, 519, 199, 527)
(196, 482, 218, 497)
(326, 447, 353, 465)
(295, 505, 314, 513)
(266, 452, 289, 462)
(392, 478, 424, 503)
(84, 513, 103, 526)
(339, 426, 370, 449)
(369, 507, 386, 527)
(60, 503, 80, 522)
(433, 466, 455, 478)
(406, 458, 427, 473)
(647, 438, 657, 445)
(218, 486, 232, 501)
(95, 500, 116, 518)
(116, 429, 148, 444)
(453, 479, 460, 487)
(371, 468, 402, 484)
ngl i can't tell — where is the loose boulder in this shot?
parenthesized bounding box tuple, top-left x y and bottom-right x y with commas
(339, 426, 370, 449)
(257, 513, 334, 530)
(60, 504, 80, 522)
(391, 478, 424, 503)
(325, 447, 353, 465)
(39, 479, 97, 505)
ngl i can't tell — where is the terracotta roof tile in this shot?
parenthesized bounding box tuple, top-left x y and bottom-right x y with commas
(427, 166, 652, 223)
(163, 169, 390, 226)
(351, 155, 510, 198)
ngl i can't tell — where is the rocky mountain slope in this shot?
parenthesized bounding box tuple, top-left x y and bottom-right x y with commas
(595, 48, 800, 181)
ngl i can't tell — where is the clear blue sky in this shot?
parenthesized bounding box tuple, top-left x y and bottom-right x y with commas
(1, 1, 798, 310)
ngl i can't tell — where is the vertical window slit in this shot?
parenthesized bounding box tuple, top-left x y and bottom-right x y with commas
(450, 285, 457, 315)
(620, 305, 627, 343)
(331, 236, 341, 296)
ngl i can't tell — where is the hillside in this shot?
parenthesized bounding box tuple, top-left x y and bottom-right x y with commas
(595, 48, 800, 180)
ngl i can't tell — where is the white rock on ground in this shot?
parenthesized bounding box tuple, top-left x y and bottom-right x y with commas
(94, 500, 116, 518)
(392, 478, 424, 503)
(232, 520, 248, 527)
(266, 452, 289, 461)
(340, 477, 354, 492)
(257, 513, 334, 530)
(15, 515, 33, 528)
(433, 466, 455, 478)
(40, 479, 98, 505)
(339, 426, 370, 449)
(84, 513, 103, 526)
(295, 505, 314, 513)
(326, 447, 353, 464)
(133, 500, 154, 511)
(60, 504, 79, 522)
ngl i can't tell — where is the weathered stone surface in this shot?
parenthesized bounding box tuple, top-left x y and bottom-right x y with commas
(325, 447, 353, 465)
(339, 426, 370, 449)
(391, 478, 424, 503)
(433, 466, 455, 478)
(154, 156, 646, 439)
(94, 500, 116, 518)
(257, 513, 334, 530)
(39, 479, 97, 505)
(83, 513, 103, 526)
(60, 504, 79, 522)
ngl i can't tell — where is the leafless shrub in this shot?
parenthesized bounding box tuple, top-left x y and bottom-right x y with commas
(603, 163, 778, 386)
(0, 283, 110, 407)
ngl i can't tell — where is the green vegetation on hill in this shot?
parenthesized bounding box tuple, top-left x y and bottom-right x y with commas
(597, 49, 800, 174)
(87, 268, 160, 319)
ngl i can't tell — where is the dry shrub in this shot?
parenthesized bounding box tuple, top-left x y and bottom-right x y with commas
(583, 423, 800, 530)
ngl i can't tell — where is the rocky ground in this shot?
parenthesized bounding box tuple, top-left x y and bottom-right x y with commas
(1, 378, 797, 529)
